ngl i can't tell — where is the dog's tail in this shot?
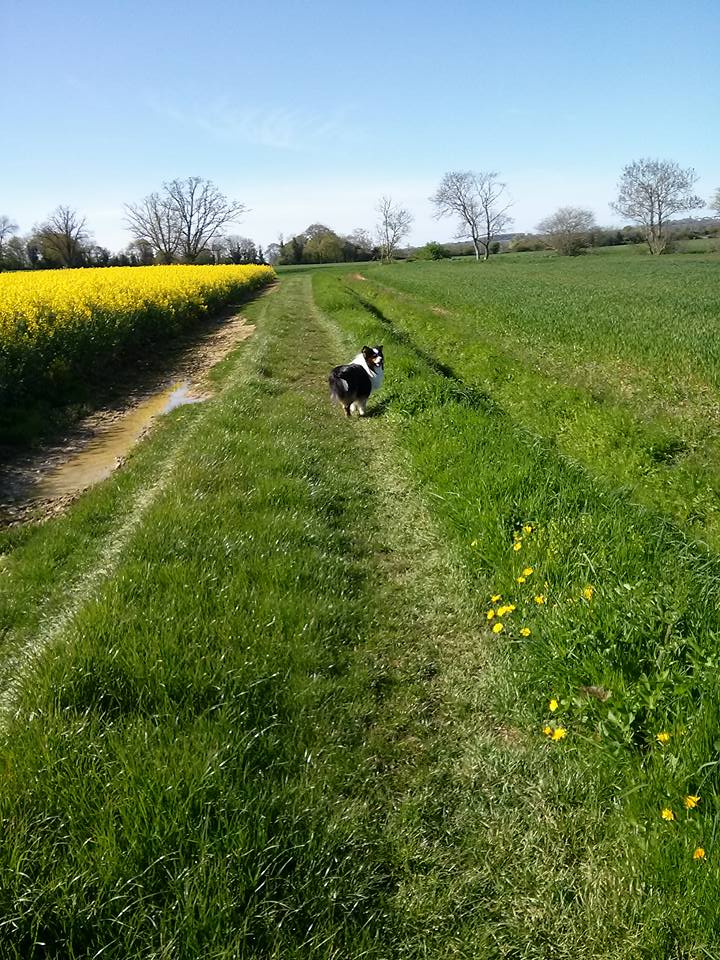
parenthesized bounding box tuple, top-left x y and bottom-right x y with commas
(328, 370, 349, 403)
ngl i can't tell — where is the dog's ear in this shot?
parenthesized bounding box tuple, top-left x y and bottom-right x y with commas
(361, 345, 372, 356)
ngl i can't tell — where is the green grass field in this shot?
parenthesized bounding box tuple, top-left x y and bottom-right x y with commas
(2, 248, 720, 957)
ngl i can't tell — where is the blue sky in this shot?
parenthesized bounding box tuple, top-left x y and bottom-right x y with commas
(2, 0, 718, 251)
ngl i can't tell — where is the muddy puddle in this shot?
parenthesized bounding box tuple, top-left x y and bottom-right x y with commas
(0, 305, 260, 525)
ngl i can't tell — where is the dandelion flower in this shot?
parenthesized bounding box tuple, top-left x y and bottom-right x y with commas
(471, 539, 478, 547)
(523, 524, 533, 535)
(491, 594, 502, 603)
(516, 576, 526, 584)
(551, 727, 566, 741)
(549, 698, 559, 712)
(513, 541, 522, 552)
(693, 847, 706, 860)
(656, 731, 671, 745)
(492, 622, 504, 634)
(661, 807, 675, 821)
(506, 604, 516, 612)
(543, 725, 552, 736)
(497, 605, 508, 616)
(684, 795, 700, 810)
(487, 610, 496, 620)
(520, 627, 531, 637)
(582, 585, 595, 601)
(522, 567, 534, 577)
(535, 595, 546, 605)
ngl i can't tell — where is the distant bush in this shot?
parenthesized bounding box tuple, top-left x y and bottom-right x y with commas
(506, 234, 546, 253)
(414, 242, 452, 261)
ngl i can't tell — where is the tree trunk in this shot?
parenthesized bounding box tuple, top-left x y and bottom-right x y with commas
(472, 238, 480, 260)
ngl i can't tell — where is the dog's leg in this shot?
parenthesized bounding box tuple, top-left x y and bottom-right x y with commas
(343, 403, 352, 417)
(357, 399, 367, 416)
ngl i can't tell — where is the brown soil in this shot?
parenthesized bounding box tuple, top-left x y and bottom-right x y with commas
(0, 295, 267, 527)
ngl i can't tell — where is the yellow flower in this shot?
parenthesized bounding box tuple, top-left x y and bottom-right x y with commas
(543, 725, 552, 736)
(491, 594, 502, 603)
(513, 541, 522, 552)
(516, 576, 526, 584)
(492, 622, 504, 634)
(661, 807, 675, 821)
(693, 847, 706, 860)
(551, 727, 566, 740)
(497, 605, 508, 616)
(582, 585, 595, 601)
(523, 524, 533, 535)
(656, 731, 671, 745)
(535, 595, 546, 605)
(520, 627, 531, 637)
(684, 795, 700, 810)
(505, 603, 516, 613)
(513, 530, 522, 541)
(470, 539, 478, 547)
(522, 567, 534, 577)
(486, 609, 496, 620)
(549, 698, 559, 712)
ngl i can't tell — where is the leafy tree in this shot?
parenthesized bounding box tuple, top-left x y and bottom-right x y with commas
(415, 242, 451, 260)
(612, 158, 704, 255)
(265, 242, 281, 265)
(430, 171, 512, 261)
(537, 207, 596, 256)
(2, 235, 29, 270)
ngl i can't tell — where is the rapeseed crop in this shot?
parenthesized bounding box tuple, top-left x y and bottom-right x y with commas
(0, 264, 274, 402)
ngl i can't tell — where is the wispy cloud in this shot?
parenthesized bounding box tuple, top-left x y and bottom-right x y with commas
(151, 98, 357, 152)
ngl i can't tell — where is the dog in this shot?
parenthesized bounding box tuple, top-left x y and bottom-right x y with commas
(328, 345, 384, 417)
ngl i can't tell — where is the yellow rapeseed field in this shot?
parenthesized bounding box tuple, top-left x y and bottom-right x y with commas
(0, 264, 275, 402)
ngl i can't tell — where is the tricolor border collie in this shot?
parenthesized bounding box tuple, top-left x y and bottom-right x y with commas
(328, 345, 384, 417)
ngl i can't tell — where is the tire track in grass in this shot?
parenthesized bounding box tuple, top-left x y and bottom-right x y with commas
(309, 271, 671, 958)
(0, 300, 269, 727)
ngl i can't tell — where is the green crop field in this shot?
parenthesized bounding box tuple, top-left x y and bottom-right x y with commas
(2, 247, 720, 957)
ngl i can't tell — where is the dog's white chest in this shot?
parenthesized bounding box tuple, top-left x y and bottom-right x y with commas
(352, 352, 384, 395)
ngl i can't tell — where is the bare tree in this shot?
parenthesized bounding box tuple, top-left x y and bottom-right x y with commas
(537, 206, 596, 256)
(0, 215, 19, 269)
(125, 177, 245, 263)
(711, 187, 720, 219)
(226, 235, 258, 264)
(375, 196, 413, 263)
(611, 158, 704, 255)
(35, 206, 90, 267)
(165, 177, 245, 262)
(124, 192, 181, 263)
(430, 171, 513, 261)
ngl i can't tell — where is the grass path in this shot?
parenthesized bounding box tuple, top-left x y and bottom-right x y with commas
(0, 273, 714, 956)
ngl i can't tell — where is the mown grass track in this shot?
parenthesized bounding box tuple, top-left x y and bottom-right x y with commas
(1, 270, 720, 956)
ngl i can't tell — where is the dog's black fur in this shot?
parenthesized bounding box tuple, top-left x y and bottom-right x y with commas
(328, 345, 384, 417)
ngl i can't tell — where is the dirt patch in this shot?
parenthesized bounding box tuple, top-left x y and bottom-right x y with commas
(349, 273, 368, 281)
(0, 308, 257, 527)
(430, 305, 451, 316)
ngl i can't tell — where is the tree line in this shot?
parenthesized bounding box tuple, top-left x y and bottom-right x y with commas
(0, 177, 267, 272)
(1, 162, 718, 272)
